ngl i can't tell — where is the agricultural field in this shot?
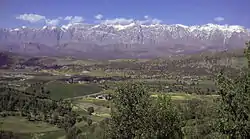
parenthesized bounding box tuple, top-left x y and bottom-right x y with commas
(0, 116, 60, 133)
(0, 116, 65, 139)
(45, 81, 102, 100)
(0, 49, 248, 138)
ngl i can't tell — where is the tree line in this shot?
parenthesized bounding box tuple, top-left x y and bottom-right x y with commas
(0, 86, 79, 132)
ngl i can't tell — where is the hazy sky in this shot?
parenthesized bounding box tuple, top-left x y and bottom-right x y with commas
(0, 0, 249, 28)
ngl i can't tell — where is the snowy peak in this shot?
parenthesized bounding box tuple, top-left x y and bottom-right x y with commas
(194, 23, 246, 32)
(8, 23, 248, 34)
(110, 22, 138, 30)
(0, 23, 250, 58)
(42, 26, 58, 30)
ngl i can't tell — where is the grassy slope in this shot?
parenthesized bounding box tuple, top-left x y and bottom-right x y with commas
(0, 117, 63, 137)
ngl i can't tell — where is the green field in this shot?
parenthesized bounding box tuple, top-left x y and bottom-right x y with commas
(0, 116, 60, 133)
(75, 101, 110, 115)
(151, 92, 219, 101)
(45, 81, 103, 100)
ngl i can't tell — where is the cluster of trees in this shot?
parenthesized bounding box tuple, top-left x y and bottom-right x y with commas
(106, 82, 183, 139)
(104, 42, 250, 139)
(0, 86, 79, 132)
(214, 41, 250, 138)
(105, 82, 216, 138)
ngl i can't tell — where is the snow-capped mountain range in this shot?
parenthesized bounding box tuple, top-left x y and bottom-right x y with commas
(0, 23, 249, 59)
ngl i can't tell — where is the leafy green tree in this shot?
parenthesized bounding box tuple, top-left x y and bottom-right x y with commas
(150, 94, 183, 139)
(107, 82, 153, 139)
(215, 41, 250, 139)
(107, 82, 184, 139)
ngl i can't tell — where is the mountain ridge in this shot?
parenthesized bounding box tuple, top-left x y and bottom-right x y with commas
(0, 23, 250, 59)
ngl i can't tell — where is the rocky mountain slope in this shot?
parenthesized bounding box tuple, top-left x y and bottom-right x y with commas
(0, 23, 249, 59)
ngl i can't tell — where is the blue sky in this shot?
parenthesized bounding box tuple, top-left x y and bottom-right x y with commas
(0, 0, 250, 28)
